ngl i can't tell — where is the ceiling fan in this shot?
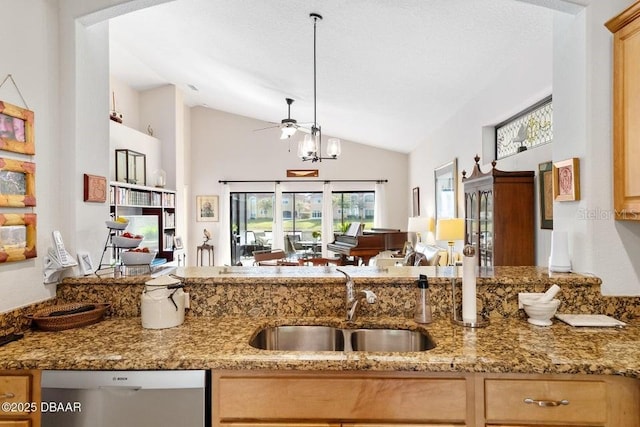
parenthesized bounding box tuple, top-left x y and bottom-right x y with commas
(254, 98, 311, 139)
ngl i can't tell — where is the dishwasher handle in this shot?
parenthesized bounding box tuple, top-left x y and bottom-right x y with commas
(98, 386, 142, 391)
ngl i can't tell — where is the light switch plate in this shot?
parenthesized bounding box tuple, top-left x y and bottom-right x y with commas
(518, 292, 544, 309)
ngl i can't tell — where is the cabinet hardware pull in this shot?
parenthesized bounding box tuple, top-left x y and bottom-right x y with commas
(0, 392, 15, 399)
(524, 397, 569, 407)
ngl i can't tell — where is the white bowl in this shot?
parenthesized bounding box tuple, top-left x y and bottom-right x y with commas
(121, 250, 156, 265)
(105, 220, 128, 230)
(523, 299, 561, 326)
(112, 235, 143, 248)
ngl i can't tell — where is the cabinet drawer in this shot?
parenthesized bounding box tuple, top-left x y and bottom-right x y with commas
(484, 379, 606, 424)
(0, 375, 31, 404)
(222, 424, 338, 427)
(218, 375, 467, 423)
(0, 421, 31, 427)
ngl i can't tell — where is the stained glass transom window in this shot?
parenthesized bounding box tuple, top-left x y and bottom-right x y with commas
(496, 96, 553, 159)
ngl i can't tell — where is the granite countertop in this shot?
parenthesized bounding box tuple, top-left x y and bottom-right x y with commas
(62, 265, 603, 286)
(1, 315, 639, 378)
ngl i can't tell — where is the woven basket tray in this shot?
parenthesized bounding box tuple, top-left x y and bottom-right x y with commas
(25, 303, 110, 331)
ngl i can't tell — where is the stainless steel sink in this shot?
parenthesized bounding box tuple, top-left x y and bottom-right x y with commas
(250, 325, 435, 352)
(349, 328, 436, 352)
(249, 325, 345, 351)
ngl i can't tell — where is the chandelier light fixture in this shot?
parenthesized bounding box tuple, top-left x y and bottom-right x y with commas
(297, 13, 341, 162)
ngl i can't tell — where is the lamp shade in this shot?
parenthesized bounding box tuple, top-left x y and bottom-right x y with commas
(407, 216, 434, 233)
(298, 134, 317, 158)
(326, 138, 341, 157)
(435, 218, 465, 242)
(280, 126, 297, 139)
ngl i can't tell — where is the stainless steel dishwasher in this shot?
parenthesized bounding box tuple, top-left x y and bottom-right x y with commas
(41, 370, 209, 427)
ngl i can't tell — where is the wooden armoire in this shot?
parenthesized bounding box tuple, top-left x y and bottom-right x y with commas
(462, 155, 535, 266)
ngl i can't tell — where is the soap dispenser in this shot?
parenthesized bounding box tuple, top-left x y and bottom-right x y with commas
(414, 274, 432, 324)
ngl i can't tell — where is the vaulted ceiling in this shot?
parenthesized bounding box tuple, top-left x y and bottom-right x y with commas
(108, 0, 583, 153)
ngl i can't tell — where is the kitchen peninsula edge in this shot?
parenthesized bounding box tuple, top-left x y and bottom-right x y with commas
(0, 265, 639, 377)
(2, 265, 640, 426)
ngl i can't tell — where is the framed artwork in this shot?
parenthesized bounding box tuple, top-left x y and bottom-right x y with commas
(83, 173, 107, 203)
(0, 101, 35, 155)
(0, 157, 36, 207)
(434, 158, 458, 221)
(196, 195, 219, 222)
(0, 213, 37, 263)
(174, 235, 184, 249)
(539, 161, 553, 229)
(412, 187, 420, 216)
(553, 158, 580, 201)
(287, 169, 319, 178)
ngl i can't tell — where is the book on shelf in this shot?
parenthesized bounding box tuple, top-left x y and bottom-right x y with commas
(163, 192, 175, 207)
(164, 232, 175, 250)
(164, 211, 175, 228)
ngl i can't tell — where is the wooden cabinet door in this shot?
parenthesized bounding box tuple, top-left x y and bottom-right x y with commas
(607, 1, 640, 220)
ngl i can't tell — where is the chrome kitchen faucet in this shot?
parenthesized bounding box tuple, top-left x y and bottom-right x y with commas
(337, 269, 377, 322)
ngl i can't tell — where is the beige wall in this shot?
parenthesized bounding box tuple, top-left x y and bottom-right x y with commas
(187, 106, 409, 265)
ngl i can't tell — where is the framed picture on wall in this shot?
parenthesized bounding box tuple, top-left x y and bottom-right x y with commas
(412, 187, 420, 216)
(553, 158, 580, 202)
(0, 157, 36, 207)
(434, 158, 458, 221)
(539, 161, 553, 229)
(196, 195, 219, 222)
(0, 101, 35, 155)
(83, 173, 107, 203)
(0, 213, 37, 263)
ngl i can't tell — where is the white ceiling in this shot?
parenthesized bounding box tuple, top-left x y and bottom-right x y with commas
(108, 0, 575, 154)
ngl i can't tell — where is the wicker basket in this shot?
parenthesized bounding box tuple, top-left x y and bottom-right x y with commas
(25, 303, 110, 331)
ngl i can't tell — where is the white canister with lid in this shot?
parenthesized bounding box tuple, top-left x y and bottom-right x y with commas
(141, 275, 188, 329)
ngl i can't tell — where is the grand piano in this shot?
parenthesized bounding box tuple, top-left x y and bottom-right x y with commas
(327, 223, 407, 265)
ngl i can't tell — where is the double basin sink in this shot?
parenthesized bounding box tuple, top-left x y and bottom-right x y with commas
(250, 325, 436, 352)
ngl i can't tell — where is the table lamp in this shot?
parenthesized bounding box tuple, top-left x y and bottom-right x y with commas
(407, 216, 434, 244)
(435, 218, 465, 266)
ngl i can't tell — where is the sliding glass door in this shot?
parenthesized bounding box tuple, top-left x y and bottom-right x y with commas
(230, 192, 274, 264)
(230, 190, 375, 264)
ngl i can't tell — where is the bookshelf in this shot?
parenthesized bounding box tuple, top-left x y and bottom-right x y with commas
(109, 181, 177, 262)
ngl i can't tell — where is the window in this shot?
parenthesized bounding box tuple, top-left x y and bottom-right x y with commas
(496, 95, 552, 159)
(282, 192, 322, 240)
(332, 191, 375, 233)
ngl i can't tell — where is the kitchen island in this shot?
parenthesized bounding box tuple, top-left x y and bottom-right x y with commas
(1, 266, 640, 426)
(1, 265, 639, 373)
